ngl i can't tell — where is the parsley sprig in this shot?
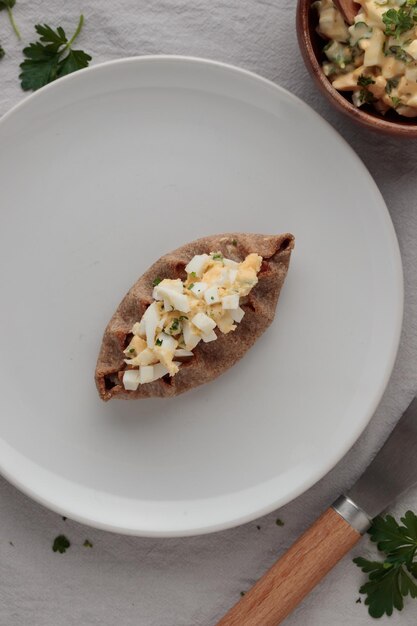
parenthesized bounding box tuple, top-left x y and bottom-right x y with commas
(0, 0, 20, 40)
(354, 511, 417, 618)
(382, 4, 417, 39)
(19, 15, 92, 92)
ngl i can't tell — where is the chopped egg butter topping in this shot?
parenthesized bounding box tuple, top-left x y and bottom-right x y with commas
(122, 251, 262, 391)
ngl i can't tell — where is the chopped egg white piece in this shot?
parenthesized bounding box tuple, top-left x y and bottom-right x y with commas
(182, 319, 202, 350)
(202, 329, 217, 342)
(142, 302, 162, 348)
(192, 312, 216, 334)
(204, 285, 220, 304)
(185, 253, 210, 277)
(139, 365, 156, 384)
(174, 349, 194, 357)
(230, 306, 245, 323)
(221, 294, 240, 310)
(122, 244, 263, 389)
(189, 282, 208, 297)
(123, 369, 141, 391)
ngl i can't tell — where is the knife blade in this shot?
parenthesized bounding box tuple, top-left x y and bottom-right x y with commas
(335, 395, 417, 528)
(218, 397, 417, 626)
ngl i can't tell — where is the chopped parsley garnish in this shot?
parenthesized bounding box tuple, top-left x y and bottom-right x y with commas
(275, 518, 284, 527)
(391, 96, 402, 107)
(179, 315, 188, 321)
(211, 296, 214, 301)
(212, 253, 224, 260)
(83, 539, 93, 548)
(354, 511, 417, 618)
(386, 77, 399, 94)
(155, 338, 163, 346)
(20, 15, 92, 92)
(357, 74, 375, 87)
(387, 45, 411, 62)
(129, 348, 135, 353)
(52, 534, 70, 554)
(170, 318, 180, 332)
(240, 591, 246, 597)
(231, 239, 238, 246)
(152, 277, 162, 286)
(359, 88, 376, 104)
(188, 283, 195, 290)
(382, 7, 415, 38)
(189, 271, 197, 278)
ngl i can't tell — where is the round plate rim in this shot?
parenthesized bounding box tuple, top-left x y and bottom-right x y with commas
(0, 55, 404, 536)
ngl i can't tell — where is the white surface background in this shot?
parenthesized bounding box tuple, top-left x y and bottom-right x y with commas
(0, 1, 416, 625)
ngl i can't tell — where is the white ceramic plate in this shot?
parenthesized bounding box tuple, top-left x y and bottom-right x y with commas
(0, 57, 403, 536)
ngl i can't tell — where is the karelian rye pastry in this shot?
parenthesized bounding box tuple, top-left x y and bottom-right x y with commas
(95, 232, 294, 401)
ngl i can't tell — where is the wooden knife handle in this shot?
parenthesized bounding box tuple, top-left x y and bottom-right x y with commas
(217, 507, 361, 626)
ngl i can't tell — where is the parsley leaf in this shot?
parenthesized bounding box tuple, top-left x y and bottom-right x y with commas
(387, 45, 411, 62)
(0, 0, 20, 40)
(152, 277, 162, 286)
(359, 88, 376, 104)
(386, 77, 399, 94)
(52, 534, 70, 554)
(383, 8, 414, 38)
(357, 74, 375, 87)
(354, 511, 417, 618)
(19, 15, 92, 92)
(83, 539, 93, 548)
(155, 338, 163, 346)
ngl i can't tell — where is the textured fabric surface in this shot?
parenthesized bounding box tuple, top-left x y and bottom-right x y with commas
(1, 1, 416, 625)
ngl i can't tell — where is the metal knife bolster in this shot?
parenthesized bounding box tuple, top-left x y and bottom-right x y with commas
(331, 397, 417, 534)
(332, 495, 372, 534)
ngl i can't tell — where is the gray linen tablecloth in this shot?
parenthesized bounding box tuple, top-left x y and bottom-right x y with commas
(1, 1, 416, 625)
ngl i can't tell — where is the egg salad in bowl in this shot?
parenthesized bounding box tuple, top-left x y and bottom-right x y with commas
(315, 0, 417, 116)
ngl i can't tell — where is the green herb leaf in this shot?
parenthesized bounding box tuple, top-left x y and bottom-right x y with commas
(357, 74, 375, 87)
(359, 88, 376, 104)
(170, 318, 180, 332)
(155, 338, 163, 346)
(387, 45, 411, 62)
(52, 534, 70, 554)
(188, 283, 195, 290)
(57, 49, 91, 78)
(386, 77, 399, 94)
(382, 8, 414, 38)
(231, 239, 238, 246)
(19, 15, 91, 92)
(189, 271, 197, 278)
(354, 511, 417, 617)
(129, 348, 135, 353)
(83, 539, 93, 548)
(275, 518, 284, 527)
(212, 253, 224, 260)
(391, 96, 402, 107)
(152, 277, 162, 286)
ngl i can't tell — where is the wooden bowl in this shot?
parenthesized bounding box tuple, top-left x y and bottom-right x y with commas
(296, 0, 417, 137)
